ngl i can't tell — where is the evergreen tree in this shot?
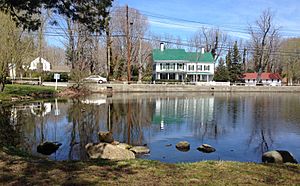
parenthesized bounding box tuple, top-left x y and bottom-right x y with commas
(228, 41, 243, 82)
(213, 58, 229, 82)
(226, 49, 232, 67)
(0, 0, 113, 32)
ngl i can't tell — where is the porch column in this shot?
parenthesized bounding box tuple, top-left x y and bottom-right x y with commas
(157, 73, 160, 80)
(167, 73, 169, 80)
(175, 73, 178, 80)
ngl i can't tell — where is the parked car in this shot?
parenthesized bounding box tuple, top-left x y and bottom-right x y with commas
(83, 75, 107, 84)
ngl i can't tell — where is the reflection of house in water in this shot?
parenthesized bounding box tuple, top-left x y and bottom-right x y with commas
(10, 100, 61, 123)
(30, 103, 52, 117)
(81, 99, 106, 105)
(81, 94, 107, 106)
(153, 96, 215, 129)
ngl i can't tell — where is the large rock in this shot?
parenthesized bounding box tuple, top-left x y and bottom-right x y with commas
(176, 141, 190, 152)
(116, 143, 132, 150)
(197, 144, 216, 153)
(37, 141, 62, 155)
(98, 131, 114, 143)
(262, 150, 298, 164)
(85, 143, 135, 160)
(130, 146, 150, 154)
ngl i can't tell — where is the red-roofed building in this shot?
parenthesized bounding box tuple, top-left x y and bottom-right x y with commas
(242, 73, 282, 86)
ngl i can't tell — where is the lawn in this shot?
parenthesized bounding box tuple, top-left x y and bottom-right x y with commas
(1, 147, 299, 185)
(0, 84, 57, 101)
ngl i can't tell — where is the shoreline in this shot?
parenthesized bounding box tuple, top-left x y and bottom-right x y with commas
(86, 83, 300, 93)
(1, 146, 299, 185)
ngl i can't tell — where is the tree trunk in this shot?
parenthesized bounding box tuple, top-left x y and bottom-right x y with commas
(0, 77, 6, 92)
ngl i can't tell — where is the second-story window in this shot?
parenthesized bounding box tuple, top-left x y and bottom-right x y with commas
(188, 65, 194, 71)
(166, 63, 170, 70)
(197, 65, 202, 70)
(171, 63, 175, 70)
(204, 65, 210, 71)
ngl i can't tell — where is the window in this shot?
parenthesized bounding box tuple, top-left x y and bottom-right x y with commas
(162, 64, 166, 70)
(204, 65, 210, 71)
(197, 65, 202, 70)
(161, 73, 167, 79)
(169, 73, 175, 79)
(188, 65, 194, 71)
(160, 64, 162, 70)
(170, 63, 175, 70)
(177, 63, 183, 70)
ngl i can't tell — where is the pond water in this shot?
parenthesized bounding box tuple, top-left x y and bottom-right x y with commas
(1, 92, 300, 163)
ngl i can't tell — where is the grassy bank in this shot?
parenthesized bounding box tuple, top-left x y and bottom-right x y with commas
(0, 84, 57, 101)
(1, 148, 299, 185)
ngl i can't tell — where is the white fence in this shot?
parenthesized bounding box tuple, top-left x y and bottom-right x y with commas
(195, 82, 231, 86)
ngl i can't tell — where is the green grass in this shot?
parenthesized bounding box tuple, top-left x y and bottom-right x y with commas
(0, 84, 57, 101)
(0, 148, 299, 185)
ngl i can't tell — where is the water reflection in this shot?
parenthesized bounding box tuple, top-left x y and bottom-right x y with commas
(1, 93, 300, 163)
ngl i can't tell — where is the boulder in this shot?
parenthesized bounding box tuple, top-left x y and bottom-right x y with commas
(111, 141, 120, 145)
(37, 141, 62, 155)
(262, 150, 298, 164)
(197, 144, 216, 153)
(85, 143, 135, 160)
(130, 146, 150, 154)
(176, 141, 190, 152)
(116, 143, 132, 150)
(98, 131, 114, 143)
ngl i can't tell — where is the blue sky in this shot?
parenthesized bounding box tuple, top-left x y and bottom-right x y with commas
(47, 0, 300, 47)
(117, 0, 300, 40)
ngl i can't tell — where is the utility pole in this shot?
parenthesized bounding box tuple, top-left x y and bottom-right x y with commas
(138, 34, 142, 83)
(105, 16, 112, 80)
(126, 5, 131, 82)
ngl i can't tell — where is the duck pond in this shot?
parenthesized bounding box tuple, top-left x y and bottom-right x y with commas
(1, 92, 300, 163)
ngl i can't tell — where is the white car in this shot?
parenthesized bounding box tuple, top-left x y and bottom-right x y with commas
(83, 75, 107, 84)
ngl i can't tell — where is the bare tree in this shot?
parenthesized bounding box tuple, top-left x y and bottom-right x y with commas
(249, 9, 280, 81)
(0, 12, 35, 91)
(189, 27, 228, 61)
(109, 6, 150, 81)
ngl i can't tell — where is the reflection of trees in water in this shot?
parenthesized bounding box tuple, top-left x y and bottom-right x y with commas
(0, 106, 21, 147)
(109, 98, 154, 145)
(67, 99, 105, 160)
(280, 94, 300, 126)
(247, 95, 276, 154)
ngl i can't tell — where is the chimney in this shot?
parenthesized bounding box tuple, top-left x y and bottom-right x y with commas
(201, 47, 205, 54)
(160, 42, 165, 52)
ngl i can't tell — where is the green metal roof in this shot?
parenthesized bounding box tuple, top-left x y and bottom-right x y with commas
(153, 49, 214, 63)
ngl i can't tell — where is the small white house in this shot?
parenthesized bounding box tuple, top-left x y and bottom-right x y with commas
(243, 73, 282, 86)
(29, 57, 51, 71)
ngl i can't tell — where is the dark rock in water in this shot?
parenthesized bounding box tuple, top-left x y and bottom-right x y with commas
(197, 144, 216, 153)
(262, 150, 298, 164)
(98, 131, 114, 143)
(176, 141, 190, 152)
(37, 141, 62, 155)
(165, 144, 172, 147)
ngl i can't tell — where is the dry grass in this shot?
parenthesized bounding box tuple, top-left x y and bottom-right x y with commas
(1, 148, 299, 186)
